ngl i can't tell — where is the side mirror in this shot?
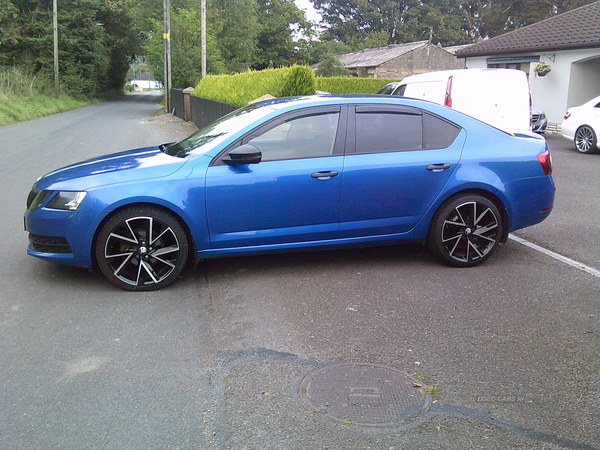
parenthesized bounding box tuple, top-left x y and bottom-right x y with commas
(223, 144, 262, 165)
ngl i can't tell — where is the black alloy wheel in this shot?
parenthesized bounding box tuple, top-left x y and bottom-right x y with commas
(574, 125, 598, 154)
(427, 194, 502, 267)
(96, 207, 189, 290)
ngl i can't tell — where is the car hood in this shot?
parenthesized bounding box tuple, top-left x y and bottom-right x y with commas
(36, 146, 188, 191)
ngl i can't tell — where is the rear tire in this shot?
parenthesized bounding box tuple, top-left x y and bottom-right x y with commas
(427, 194, 502, 267)
(95, 207, 188, 291)
(574, 125, 598, 154)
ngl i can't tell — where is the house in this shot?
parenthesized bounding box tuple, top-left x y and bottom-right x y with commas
(337, 41, 464, 79)
(456, 1, 600, 125)
(129, 71, 161, 90)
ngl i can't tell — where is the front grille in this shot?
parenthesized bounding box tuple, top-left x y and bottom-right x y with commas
(532, 114, 541, 121)
(28, 234, 72, 254)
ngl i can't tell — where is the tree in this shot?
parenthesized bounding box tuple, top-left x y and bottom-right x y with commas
(314, 52, 350, 77)
(0, 0, 140, 95)
(144, 7, 225, 88)
(211, 0, 259, 73)
(310, 0, 599, 46)
(253, 0, 312, 69)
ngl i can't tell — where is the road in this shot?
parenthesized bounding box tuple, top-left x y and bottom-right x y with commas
(0, 94, 598, 449)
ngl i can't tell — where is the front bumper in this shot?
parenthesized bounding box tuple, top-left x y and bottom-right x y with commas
(24, 206, 95, 268)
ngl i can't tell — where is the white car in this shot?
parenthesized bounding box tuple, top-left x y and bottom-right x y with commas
(561, 95, 600, 154)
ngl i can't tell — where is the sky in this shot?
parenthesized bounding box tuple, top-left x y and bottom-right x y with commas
(294, 0, 321, 23)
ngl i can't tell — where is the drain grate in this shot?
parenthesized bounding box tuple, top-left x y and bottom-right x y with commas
(300, 363, 431, 427)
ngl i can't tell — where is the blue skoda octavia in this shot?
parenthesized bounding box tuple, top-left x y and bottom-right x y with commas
(24, 95, 555, 290)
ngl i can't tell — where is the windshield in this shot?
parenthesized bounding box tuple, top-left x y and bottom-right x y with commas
(164, 104, 275, 157)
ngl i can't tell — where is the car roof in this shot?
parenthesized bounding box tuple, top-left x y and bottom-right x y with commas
(251, 94, 430, 111)
(245, 94, 498, 132)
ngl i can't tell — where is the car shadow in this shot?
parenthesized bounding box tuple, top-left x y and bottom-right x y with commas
(196, 243, 434, 277)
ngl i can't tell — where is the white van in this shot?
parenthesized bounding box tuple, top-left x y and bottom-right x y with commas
(378, 69, 532, 134)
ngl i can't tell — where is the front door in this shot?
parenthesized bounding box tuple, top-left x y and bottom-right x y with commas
(205, 107, 345, 249)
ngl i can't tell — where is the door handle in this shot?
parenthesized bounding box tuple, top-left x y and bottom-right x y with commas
(426, 163, 451, 172)
(311, 170, 339, 179)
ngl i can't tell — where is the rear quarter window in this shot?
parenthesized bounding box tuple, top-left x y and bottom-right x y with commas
(423, 113, 461, 149)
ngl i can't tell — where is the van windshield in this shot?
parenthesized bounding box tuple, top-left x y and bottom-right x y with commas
(393, 85, 407, 96)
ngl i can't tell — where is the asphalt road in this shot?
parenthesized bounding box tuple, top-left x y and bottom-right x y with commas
(0, 94, 598, 449)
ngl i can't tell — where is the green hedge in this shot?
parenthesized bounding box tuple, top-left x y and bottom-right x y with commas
(193, 67, 307, 106)
(315, 77, 399, 94)
(193, 66, 400, 106)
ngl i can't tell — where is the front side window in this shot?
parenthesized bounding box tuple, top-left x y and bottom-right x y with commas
(248, 112, 340, 162)
(165, 105, 274, 157)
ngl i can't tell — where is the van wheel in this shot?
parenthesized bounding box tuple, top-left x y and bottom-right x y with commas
(427, 194, 502, 267)
(574, 125, 598, 154)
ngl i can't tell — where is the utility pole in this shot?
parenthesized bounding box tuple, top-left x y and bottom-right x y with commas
(163, 0, 171, 113)
(201, 0, 206, 79)
(427, 26, 433, 56)
(53, 0, 58, 93)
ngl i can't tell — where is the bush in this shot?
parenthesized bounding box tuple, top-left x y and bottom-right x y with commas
(0, 66, 54, 98)
(193, 68, 290, 106)
(279, 65, 316, 97)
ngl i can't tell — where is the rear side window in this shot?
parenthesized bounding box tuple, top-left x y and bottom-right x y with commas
(356, 111, 423, 153)
(354, 108, 460, 154)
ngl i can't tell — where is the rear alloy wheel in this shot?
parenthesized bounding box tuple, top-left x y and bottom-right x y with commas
(96, 207, 188, 291)
(427, 194, 502, 267)
(574, 125, 598, 154)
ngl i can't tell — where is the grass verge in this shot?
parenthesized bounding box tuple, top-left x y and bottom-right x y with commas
(0, 94, 94, 127)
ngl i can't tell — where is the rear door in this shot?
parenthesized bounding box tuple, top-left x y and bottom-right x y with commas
(339, 105, 465, 237)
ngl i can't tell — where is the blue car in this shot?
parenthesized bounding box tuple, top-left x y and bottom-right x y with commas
(24, 95, 555, 290)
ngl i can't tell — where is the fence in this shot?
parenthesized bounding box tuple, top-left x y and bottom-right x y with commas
(171, 88, 185, 118)
(171, 88, 237, 129)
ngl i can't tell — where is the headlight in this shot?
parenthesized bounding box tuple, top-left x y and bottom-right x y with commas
(46, 191, 87, 211)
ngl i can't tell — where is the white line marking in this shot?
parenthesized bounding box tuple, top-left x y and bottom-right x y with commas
(509, 234, 600, 278)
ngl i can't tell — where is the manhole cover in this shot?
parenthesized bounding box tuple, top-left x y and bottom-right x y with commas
(300, 363, 431, 427)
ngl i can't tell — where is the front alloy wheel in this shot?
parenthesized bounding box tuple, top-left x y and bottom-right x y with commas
(96, 207, 188, 290)
(574, 125, 598, 154)
(428, 194, 502, 267)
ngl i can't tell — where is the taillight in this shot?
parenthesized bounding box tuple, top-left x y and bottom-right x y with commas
(564, 111, 571, 120)
(537, 148, 552, 176)
(444, 76, 453, 107)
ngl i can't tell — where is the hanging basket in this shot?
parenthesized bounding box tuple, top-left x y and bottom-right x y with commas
(534, 62, 551, 77)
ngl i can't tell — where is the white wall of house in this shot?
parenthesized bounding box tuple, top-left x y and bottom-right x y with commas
(130, 79, 161, 90)
(463, 48, 600, 124)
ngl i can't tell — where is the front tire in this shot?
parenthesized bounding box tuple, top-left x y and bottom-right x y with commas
(427, 194, 502, 267)
(574, 125, 598, 154)
(95, 207, 189, 291)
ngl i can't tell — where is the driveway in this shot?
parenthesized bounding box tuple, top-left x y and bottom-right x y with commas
(0, 100, 598, 449)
